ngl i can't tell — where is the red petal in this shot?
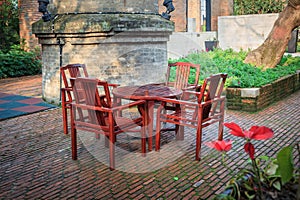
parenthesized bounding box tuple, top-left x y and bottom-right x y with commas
(249, 126, 260, 132)
(214, 142, 223, 151)
(205, 141, 217, 149)
(251, 126, 274, 140)
(244, 142, 255, 159)
(205, 140, 232, 152)
(223, 140, 232, 151)
(224, 122, 245, 138)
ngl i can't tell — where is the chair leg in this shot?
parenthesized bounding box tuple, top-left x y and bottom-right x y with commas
(62, 104, 68, 134)
(70, 109, 77, 160)
(108, 114, 115, 170)
(218, 120, 224, 141)
(175, 125, 184, 140)
(141, 125, 146, 157)
(195, 126, 202, 161)
(109, 138, 115, 171)
(155, 119, 162, 151)
(218, 101, 225, 141)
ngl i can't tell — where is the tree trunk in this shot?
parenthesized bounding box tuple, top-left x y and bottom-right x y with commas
(244, 1, 300, 70)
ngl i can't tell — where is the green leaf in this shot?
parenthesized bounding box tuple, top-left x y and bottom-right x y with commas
(266, 160, 278, 175)
(258, 155, 269, 161)
(272, 180, 281, 191)
(276, 146, 294, 184)
(245, 191, 255, 199)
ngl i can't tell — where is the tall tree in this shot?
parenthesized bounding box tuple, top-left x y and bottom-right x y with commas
(244, 0, 300, 69)
(0, 0, 19, 53)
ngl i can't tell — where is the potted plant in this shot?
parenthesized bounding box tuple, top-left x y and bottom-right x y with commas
(205, 37, 219, 51)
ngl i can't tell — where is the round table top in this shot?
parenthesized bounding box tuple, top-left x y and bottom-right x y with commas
(112, 84, 182, 101)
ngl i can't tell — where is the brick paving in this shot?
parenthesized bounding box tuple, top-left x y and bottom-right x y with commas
(0, 75, 299, 199)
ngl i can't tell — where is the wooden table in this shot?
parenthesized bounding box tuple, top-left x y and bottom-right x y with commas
(112, 84, 182, 151)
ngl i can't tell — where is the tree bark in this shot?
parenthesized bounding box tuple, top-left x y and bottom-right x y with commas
(244, 0, 300, 70)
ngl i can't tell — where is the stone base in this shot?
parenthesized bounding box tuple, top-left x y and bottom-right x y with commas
(32, 13, 174, 104)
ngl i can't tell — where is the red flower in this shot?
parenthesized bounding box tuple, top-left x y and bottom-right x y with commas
(205, 140, 232, 152)
(224, 122, 274, 140)
(244, 142, 255, 159)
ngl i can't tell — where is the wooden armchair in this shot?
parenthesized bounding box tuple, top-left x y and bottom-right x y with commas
(60, 63, 119, 134)
(60, 64, 89, 134)
(155, 73, 227, 161)
(165, 62, 201, 93)
(70, 77, 147, 170)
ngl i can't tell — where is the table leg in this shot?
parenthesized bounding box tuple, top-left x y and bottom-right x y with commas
(146, 100, 155, 151)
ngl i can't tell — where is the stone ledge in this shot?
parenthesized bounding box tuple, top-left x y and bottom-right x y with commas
(226, 71, 300, 112)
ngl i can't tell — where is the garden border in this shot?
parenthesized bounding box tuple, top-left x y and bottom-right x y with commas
(226, 70, 300, 112)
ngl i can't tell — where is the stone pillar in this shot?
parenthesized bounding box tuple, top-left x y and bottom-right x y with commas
(188, 0, 201, 32)
(32, 0, 174, 104)
(18, 0, 41, 50)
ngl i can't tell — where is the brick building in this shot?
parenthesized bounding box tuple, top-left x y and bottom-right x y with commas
(18, 0, 41, 50)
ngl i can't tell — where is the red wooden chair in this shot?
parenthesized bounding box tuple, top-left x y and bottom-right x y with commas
(155, 73, 227, 161)
(60, 64, 89, 134)
(70, 77, 147, 170)
(60, 63, 119, 134)
(165, 62, 201, 93)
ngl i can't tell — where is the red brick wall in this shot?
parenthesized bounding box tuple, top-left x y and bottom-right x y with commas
(226, 72, 300, 112)
(211, 0, 233, 31)
(18, 0, 41, 50)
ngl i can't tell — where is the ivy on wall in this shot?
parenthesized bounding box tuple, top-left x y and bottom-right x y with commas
(233, 0, 286, 15)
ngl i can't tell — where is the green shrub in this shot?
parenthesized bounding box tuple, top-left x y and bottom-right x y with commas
(0, 44, 42, 79)
(233, 0, 285, 15)
(169, 49, 300, 88)
(0, 0, 20, 53)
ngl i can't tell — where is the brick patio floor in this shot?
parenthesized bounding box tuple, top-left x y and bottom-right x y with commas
(0, 75, 299, 199)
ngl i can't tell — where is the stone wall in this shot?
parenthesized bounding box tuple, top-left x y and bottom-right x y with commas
(167, 31, 217, 59)
(218, 13, 279, 51)
(39, 31, 170, 103)
(226, 71, 300, 112)
(50, 0, 158, 14)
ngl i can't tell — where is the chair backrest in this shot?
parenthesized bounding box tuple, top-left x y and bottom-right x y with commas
(166, 62, 200, 90)
(72, 77, 113, 126)
(197, 73, 227, 119)
(60, 64, 89, 89)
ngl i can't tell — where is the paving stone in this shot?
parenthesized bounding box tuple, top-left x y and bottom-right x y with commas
(0, 75, 299, 199)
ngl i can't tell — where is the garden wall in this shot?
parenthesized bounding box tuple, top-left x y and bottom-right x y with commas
(167, 14, 279, 59)
(226, 71, 300, 112)
(218, 14, 279, 51)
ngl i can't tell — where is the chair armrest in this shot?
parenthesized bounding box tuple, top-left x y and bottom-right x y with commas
(200, 96, 226, 107)
(107, 83, 120, 88)
(182, 84, 202, 91)
(72, 100, 146, 113)
(156, 95, 226, 107)
(61, 87, 72, 92)
(111, 100, 146, 112)
(156, 97, 198, 107)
